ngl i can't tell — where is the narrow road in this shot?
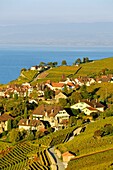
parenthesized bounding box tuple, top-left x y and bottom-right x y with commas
(48, 126, 86, 170)
(72, 147, 113, 161)
(49, 147, 65, 170)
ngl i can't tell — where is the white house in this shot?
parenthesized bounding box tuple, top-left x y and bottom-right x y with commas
(18, 119, 45, 131)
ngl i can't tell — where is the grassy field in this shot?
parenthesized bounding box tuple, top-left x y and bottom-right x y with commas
(6, 57, 113, 85)
(57, 117, 113, 169)
(86, 82, 113, 101)
(67, 149, 113, 170)
(58, 117, 113, 154)
(35, 57, 113, 83)
(73, 57, 113, 77)
(36, 65, 80, 82)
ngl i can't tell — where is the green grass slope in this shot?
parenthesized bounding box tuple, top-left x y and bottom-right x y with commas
(74, 57, 113, 77)
(37, 66, 80, 83)
(57, 117, 113, 169)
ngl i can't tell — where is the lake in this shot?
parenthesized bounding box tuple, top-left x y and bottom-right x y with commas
(0, 46, 113, 84)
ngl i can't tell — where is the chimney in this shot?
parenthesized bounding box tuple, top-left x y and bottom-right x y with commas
(26, 119, 30, 125)
(45, 111, 48, 117)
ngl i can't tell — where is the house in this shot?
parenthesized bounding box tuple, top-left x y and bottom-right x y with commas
(45, 82, 64, 91)
(62, 151, 76, 162)
(0, 89, 5, 97)
(55, 92, 67, 103)
(0, 113, 14, 133)
(66, 82, 75, 89)
(82, 107, 99, 115)
(30, 65, 38, 70)
(18, 119, 45, 131)
(32, 104, 70, 128)
(96, 75, 112, 83)
(71, 101, 92, 111)
(55, 109, 70, 127)
(71, 100, 105, 114)
(75, 77, 95, 86)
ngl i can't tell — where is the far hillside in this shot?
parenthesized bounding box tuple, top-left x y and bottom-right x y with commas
(6, 57, 113, 86)
(36, 57, 113, 83)
(73, 57, 113, 78)
(34, 65, 80, 83)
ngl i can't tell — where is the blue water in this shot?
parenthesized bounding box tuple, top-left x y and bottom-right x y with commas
(0, 46, 113, 84)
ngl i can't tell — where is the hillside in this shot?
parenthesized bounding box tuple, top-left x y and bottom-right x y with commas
(57, 116, 113, 169)
(73, 57, 113, 77)
(6, 57, 113, 86)
(38, 57, 113, 81)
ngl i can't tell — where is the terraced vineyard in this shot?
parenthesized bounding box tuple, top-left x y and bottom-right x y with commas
(0, 142, 35, 170)
(0, 142, 54, 170)
(37, 126, 76, 147)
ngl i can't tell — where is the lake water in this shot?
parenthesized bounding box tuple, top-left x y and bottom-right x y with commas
(0, 46, 113, 84)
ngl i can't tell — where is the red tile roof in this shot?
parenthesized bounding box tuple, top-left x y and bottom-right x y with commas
(51, 82, 64, 88)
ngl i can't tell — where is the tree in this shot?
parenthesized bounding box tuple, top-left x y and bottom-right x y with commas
(39, 62, 45, 66)
(59, 98, 67, 107)
(9, 129, 21, 143)
(62, 84, 68, 95)
(24, 106, 28, 119)
(61, 60, 67, 66)
(47, 62, 53, 67)
(21, 68, 26, 72)
(7, 119, 12, 131)
(44, 87, 55, 100)
(69, 116, 77, 126)
(85, 57, 89, 63)
(69, 92, 82, 105)
(80, 85, 92, 99)
(75, 58, 81, 64)
(82, 57, 86, 63)
(53, 62, 58, 67)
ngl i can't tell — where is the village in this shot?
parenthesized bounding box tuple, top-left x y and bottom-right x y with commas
(0, 62, 113, 136)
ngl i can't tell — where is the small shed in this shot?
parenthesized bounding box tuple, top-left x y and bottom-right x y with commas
(62, 151, 76, 162)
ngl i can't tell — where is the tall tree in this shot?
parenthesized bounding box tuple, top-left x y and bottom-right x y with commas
(7, 119, 12, 131)
(61, 60, 67, 66)
(75, 58, 81, 65)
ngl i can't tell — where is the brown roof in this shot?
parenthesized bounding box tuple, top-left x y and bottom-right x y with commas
(0, 113, 14, 122)
(67, 82, 75, 87)
(86, 107, 98, 111)
(82, 99, 104, 108)
(33, 104, 63, 117)
(18, 119, 42, 126)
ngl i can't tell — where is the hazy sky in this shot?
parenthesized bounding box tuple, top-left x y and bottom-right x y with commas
(1, 0, 113, 24)
(0, 0, 113, 46)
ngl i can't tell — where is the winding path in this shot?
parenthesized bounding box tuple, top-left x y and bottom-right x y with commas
(49, 147, 65, 170)
(48, 126, 85, 170)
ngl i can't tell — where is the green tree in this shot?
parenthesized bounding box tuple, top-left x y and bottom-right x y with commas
(14, 93, 18, 100)
(24, 106, 28, 119)
(47, 62, 53, 67)
(69, 116, 77, 126)
(9, 129, 21, 143)
(61, 60, 67, 66)
(75, 58, 81, 64)
(69, 92, 82, 105)
(21, 68, 27, 72)
(44, 88, 54, 100)
(53, 62, 58, 67)
(7, 119, 12, 131)
(39, 62, 46, 66)
(62, 84, 68, 95)
(59, 98, 67, 107)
